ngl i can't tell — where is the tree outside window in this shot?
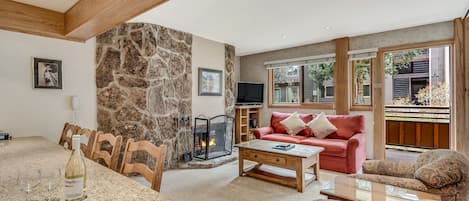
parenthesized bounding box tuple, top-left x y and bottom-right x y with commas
(303, 62, 335, 103)
(353, 59, 371, 105)
(384, 46, 450, 107)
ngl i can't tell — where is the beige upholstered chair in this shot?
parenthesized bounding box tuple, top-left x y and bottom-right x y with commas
(120, 139, 167, 192)
(91, 131, 123, 171)
(59, 122, 80, 149)
(355, 150, 469, 201)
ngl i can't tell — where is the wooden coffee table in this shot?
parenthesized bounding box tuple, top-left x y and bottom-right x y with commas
(235, 140, 324, 192)
(320, 176, 441, 201)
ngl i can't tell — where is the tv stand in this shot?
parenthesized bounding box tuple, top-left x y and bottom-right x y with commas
(234, 105, 262, 143)
(235, 103, 263, 106)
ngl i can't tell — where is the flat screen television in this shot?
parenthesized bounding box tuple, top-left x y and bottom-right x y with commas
(236, 82, 264, 104)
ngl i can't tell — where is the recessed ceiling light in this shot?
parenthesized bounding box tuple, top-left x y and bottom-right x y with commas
(281, 34, 287, 39)
(324, 26, 331, 30)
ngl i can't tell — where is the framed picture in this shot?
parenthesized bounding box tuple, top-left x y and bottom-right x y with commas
(33, 58, 62, 89)
(198, 68, 223, 96)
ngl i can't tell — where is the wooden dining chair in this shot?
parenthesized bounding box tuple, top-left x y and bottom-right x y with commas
(76, 128, 97, 158)
(120, 139, 167, 192)
(59, 122, 80, 149)
(91, 131, 123, 171)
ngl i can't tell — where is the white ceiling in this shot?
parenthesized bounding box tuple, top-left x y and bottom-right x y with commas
(13, 0, 78, 13)
(131, 0, 469, 56)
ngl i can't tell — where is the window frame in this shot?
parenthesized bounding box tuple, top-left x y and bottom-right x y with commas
(351, 58, 374, 111)
(268, 65, 334, 110)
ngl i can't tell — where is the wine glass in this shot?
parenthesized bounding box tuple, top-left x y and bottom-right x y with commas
(41, 168, 62, 201)
(17, 168, 42, 201)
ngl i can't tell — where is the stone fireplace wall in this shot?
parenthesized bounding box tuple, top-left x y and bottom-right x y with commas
(225, 44, 236, 116)
(96, 23, 192, 167)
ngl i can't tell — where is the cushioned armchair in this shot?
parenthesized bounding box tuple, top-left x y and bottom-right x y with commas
(355, 150, 469, 201)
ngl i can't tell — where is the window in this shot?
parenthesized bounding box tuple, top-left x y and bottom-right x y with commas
(274, 88, 281, 102)
(385, 46, 450, 106)
(352, 59, 372, 105)
(302, 62, 335, 103)
(363, 85, 370, 97)
(325, 86, 334, 98)
(270, 62, 336, 107)
(272, 66, 300, 104)
(287, 86, 299, 103)
(287, 67, 299, 77)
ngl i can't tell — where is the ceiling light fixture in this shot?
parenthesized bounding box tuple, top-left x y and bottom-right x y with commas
(324, 26, 331, 30)
(281, 34, 287, 39)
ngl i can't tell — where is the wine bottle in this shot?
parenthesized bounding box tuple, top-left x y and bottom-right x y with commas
(64, 135, 86, 201)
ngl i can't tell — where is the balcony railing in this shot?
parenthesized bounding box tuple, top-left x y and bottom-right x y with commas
(385, 105, 450, 149)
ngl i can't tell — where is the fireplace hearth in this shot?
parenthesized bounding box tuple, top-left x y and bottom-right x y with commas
(194, 115, 234, 160)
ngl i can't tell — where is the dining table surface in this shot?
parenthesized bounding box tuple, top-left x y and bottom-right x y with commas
(0, 136, 171, 201)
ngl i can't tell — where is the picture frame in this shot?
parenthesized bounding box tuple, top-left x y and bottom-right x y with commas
(198, 68, 223, 96)
(33, 58, 62, 89)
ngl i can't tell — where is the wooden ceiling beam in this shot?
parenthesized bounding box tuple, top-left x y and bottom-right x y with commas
(0, 0, 167, 42)
(64, 0, 167, 40)
(0, 0, 70, 40)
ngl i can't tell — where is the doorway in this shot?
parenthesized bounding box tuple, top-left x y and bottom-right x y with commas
(373, 40, 454, 160)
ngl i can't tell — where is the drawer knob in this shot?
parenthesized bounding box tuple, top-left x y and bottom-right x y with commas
(254, 155, 257, 158)
(276, 158, 280, 162)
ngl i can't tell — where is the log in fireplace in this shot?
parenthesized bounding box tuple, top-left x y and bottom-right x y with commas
(193, 115, 234, 160)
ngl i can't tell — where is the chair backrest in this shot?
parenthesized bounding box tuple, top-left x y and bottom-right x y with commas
(91, 131, 123, 171)
(76, 128, 97, 158)
(120, 139, 167, 192)
(59, 123, 80, 149)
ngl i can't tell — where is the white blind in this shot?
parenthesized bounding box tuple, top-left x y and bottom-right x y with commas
(348, 48, 378, 61)
(264, 53, 336, 69)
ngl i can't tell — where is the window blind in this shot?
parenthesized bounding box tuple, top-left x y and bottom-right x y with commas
(264, 53, 336, 69)
(348, 48, 378, 60)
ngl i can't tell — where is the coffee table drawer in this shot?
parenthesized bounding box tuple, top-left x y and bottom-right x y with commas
(244, 151, 287, 166)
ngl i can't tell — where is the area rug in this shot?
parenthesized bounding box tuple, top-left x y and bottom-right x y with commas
(133, 160, 341, 201)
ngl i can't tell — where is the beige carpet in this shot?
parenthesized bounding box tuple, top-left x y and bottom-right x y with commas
(133, 160, 343, 201)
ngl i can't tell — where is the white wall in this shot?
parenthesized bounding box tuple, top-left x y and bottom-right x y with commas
(191, 36, 226, 119)
(0, 30, 97, 142)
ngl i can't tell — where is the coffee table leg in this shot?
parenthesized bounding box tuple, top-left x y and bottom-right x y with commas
(238, 153, 244, 176)
(314, 158, 320, 181)
(296, 158, 305, 192)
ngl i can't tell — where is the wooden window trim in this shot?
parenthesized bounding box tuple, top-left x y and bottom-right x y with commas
(378, 39, 454, 53)
(373, 39, 455, 160)
(351, 58, 374, 111)
(268, 66, 335, 110)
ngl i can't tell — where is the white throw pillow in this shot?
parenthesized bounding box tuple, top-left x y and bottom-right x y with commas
(306, 112, 337, 139)
(279, 112, 306, 135)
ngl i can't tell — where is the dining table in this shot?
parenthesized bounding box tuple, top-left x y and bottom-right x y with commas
(0, 136, 171, 201)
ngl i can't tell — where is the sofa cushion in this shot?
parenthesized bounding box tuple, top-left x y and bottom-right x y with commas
(354, 174, 430, 192)
(307, 112, 337, 138)
(415, 158, 465, 188)
(271, 112, 314, 136)
(326, 115, 365, 140)
(260, 134, 308, 144)
(414, 150, 469, 189)
(280, 112, 307, 135)
(300, 137, 347, 157)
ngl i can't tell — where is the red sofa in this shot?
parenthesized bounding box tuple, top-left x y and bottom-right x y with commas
(253, 112, 366, 174)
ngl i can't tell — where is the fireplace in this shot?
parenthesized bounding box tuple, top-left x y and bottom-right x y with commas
(193, 115, 234, 160)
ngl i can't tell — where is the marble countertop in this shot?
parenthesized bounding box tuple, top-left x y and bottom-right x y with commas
(0, 136, 171, 201)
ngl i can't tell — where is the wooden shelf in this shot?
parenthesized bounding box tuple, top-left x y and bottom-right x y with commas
(235, 105, 262, 144)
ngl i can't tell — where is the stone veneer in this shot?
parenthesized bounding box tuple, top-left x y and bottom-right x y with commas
(96, 23, 192, 168)
(225, 44, 236, 116)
